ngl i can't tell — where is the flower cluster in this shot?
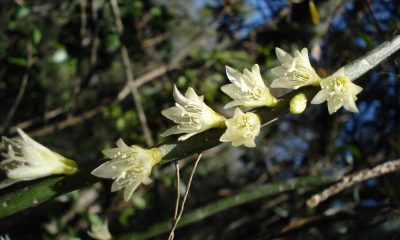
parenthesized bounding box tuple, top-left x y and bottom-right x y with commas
(270, 47, 363, 114)
(0, 44, 366, 201)
(162, 64, 271, 148)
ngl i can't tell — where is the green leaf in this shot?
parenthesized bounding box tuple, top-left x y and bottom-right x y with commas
(15, 6, 30, 19)
(8, 58, 28, 67)
(32, 28, 42, 45)
(105, 34, 120, 53)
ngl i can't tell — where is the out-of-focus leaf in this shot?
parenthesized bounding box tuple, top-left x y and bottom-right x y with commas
(150, 7, 162, 17)
(131, 193, 147, 209)
(32, 28, 42, 45)
(105, 35, 120, 53)
(8, 57, 28, 67)
(15, 6, 30, 19)
(309, 0, 320, 25)
(119, 207, 135, 227)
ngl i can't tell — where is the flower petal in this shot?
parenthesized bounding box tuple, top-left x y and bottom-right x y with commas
(343, 98, 359, 113)
(172, 84, 188, 106)
(225, 65, 243, 84)
(123, 181, 141, 201)
(275, 47, 293, 64)
(91, 161, 120, 178)
(311, 89, 329, 104)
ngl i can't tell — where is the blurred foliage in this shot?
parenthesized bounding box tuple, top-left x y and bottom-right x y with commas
(0, 0, 399, 239)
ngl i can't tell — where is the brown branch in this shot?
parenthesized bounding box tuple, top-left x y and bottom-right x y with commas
(168, 153, 203, 240)
(1, 43, 33, 132)
(172, 161, 181, 223)
(307, 159, 400, 208)
(110, 0, 154, 147)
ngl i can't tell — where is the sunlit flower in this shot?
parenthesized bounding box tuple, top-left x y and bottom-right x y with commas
(161, 85, 226, 141)
(290, 93, 307, 114)
(220, 108, 261, 147)
(271, 47, 321, 89)
(91, 139, 162, 201)
(311, 68, 363, 114)
(88, 220, 113, 240)
(0, 128, 78, 189)
(221, 64, 277, 109)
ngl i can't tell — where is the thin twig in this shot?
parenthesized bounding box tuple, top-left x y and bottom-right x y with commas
(1, 43, 33, 133)
(168, 153, 203, 240)
(172, 161, 181, 222)
(110, 0, 154, 147)
(307, 159, 400, 208)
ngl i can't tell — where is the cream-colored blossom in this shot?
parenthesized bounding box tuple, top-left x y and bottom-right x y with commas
(221, 64, 277, 109)
(88, 220, 113, 240)
(0, 128, 78, 189)
(311, 68, 363, 114)
(271, 47, 321, 89)
(91, 139, 162, 201)
(290, 93, 307, 114)
(161, 85, 226, 141)
(220, 108, 261, 147)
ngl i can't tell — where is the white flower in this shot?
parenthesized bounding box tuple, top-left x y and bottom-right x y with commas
(88, 220, 113, 240)
(219, 108, 261, 147)
(91, 139, 162, 201)
(0, 128, 78, 189)
(271, 47, 321, 89)
(290, 93, 307, 114)
(221, 64, 277, 109)
(311, 68, 363, 114)
(161, 85, 226, 141)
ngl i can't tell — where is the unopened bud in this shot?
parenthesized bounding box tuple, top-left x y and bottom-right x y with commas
(290, 93, 307, 114)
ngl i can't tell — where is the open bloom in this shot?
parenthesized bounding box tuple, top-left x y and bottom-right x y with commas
(311, 68, 363, 114)
(91, 139, 162, 201)
(161, 85, 226, 141)
(220, 108, 261, 147)
(221, 64, 277, 109)
(0, 128, 78, 189)
(88, 220, 113, 240)
(271, 47, 321, 89)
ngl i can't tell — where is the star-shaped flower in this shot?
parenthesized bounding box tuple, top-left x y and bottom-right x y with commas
(311, 68, 363, 114)
(219, 108, 261, 147)
(271, 47, 321, 89)
(91, 139, 162, 200)
(161, 85, 226, 141)
(221, 64, 277, 109)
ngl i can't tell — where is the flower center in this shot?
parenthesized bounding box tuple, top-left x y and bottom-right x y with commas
(286, 63, 316, 85)
(328, 76, 349, 95)
(176, 103, 202, 130)
(239, 86, 264, 102)
(235, 115, 256, 137)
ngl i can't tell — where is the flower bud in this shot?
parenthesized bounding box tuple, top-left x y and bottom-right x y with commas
(290, 93, 307, 114)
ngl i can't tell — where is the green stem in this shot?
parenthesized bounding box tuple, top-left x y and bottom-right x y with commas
(119, 175, 337, 240)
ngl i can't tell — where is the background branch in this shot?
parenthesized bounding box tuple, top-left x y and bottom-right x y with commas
(307, 158, 400, 208)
